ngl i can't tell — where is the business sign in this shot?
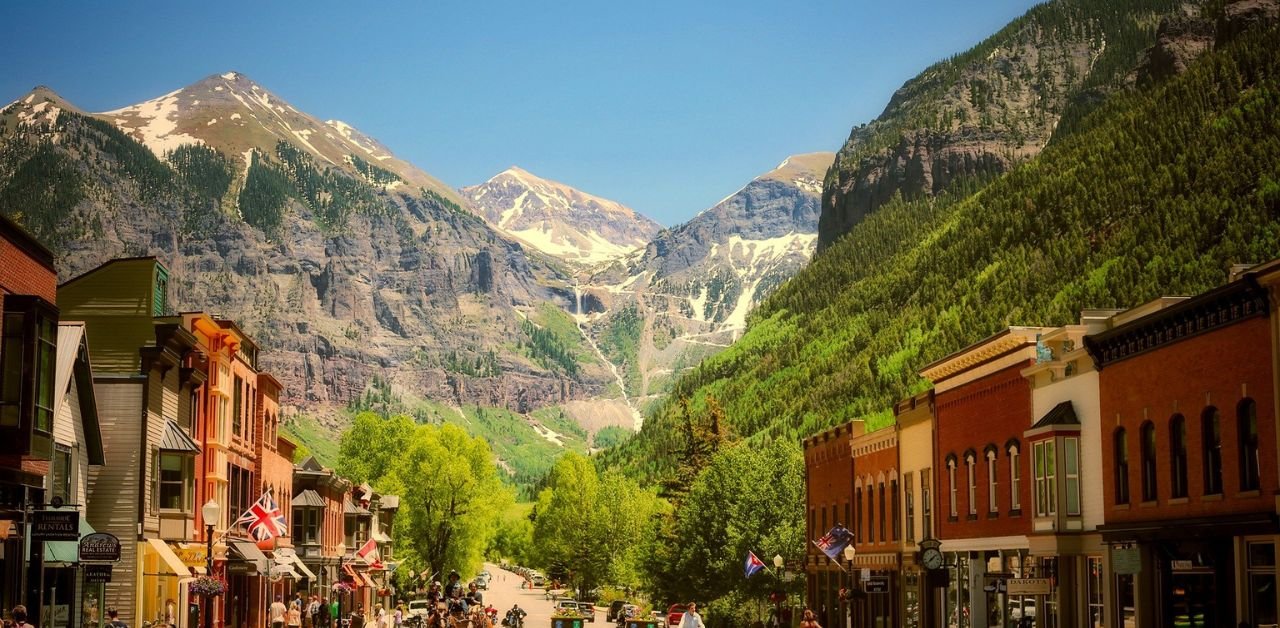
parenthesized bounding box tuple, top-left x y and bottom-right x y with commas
(84, 563, 113, 583)
(79, 533, 121, 562)
(1112, 546, 1141, 575)
(32, 510, 79, 541)
(173, 544, 207, 567)
(1007, 578, 1052, 595)
(864, 577, 890, 593)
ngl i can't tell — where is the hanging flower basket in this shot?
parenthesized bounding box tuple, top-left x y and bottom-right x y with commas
(332, 582, 355, 595)
(190, 576, 226, 597)
(377, 588, 391, 597)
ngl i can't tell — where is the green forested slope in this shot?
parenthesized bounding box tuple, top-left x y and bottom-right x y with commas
(604, 22, 1280, 482)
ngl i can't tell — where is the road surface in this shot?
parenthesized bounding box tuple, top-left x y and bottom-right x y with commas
(478, 563, 604, 625)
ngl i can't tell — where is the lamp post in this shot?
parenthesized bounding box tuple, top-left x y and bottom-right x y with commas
(772, 555, 784, 627)
(842, 545, 856, 628)
(202, 500, 221, 628)
(335, 543, 347, 624)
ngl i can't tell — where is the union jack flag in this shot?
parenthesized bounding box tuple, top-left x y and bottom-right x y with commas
(812, 524, 852, 561)
(234, 490, 288, 541)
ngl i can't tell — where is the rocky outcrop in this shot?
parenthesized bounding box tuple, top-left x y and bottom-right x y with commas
(1134, 8, 1216, 85)
(1219, 0, 1280, 42)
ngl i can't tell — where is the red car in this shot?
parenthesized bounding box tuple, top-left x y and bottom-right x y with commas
(666, 604, 687, 626)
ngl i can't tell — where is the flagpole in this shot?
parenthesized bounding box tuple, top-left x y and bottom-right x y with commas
(811, 540, 851, 573)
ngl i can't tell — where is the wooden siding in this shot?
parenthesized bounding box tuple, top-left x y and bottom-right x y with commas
(58, 259, 158, 374)
(86, 377, 144, 624)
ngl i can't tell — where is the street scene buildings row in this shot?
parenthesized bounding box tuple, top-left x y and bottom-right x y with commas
(804, 260, 1280, 628)
(0, 215, 399, 628)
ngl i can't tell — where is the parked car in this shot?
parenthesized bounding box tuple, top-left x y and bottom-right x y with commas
(607, 601, 628, 622)
(576, 602, 595, 622)
(666, 604, 687, 626)
(531, 573, 546, 587)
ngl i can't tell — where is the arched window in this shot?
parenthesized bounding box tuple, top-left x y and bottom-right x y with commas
(854, 484, 863, 542)
(878, 480, 886, 542)
(1140, 422, 1158, 502)
(965, 452, 977, 517)
(1240, 399, 1260, 491)
(891, 475, 901, 541)
(867, 481, 875, 544)
(985, 447, 998, 514)
(1114, 429, 1130, 505)
(1203, 407, 1223, 495)
(1170, 414, 1188, 498)
(947, 455, 958, 519)
(1008, 441, 1022, 512)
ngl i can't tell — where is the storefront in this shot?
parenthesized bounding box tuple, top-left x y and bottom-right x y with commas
(138, 539, 196, 628)
(41, 518, 103, 628)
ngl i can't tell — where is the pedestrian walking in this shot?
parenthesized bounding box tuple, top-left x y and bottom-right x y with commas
(288, 603, 303, 628)
(9, 606, 34, 628)
(679, 603, 705, 628)
(271, 596, 289, 628)
(106, 608, 128, 628)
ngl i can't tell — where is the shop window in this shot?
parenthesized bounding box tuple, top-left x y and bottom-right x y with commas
(0, 295, 58, 457)
(1240, 399, 1260, 491)
(1034, 440, 1056, 516)
(986, 448, 998, 514)
(1170, 414, 1188, 498)
(1248, 542, 1277, 626)
(1087, 556, 1104, 628)
(1140, 422, 1157, 502)
(1114, 429, 1130, 505)
(1202, 407, 1223, 495)
(1065, 437, 1081, 516)
(965, 453, 977, 517)
(1008, 442, 1022, 512)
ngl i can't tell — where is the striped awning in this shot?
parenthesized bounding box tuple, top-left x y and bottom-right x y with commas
(159, 419, 201, 453)
(293, 489, 325, 508)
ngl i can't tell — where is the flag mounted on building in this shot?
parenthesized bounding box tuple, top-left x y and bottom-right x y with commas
(813, 524, 853, 562)
(234, 490, 288, 541)
(744, 551, 767, 578)
(357, 538, 383, 569)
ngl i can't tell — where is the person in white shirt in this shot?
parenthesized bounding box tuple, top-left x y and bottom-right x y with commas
(679, 602, 705, 628)
(269, 596, 288, 628)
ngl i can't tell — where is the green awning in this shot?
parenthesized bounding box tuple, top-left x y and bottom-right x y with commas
(43, 517, 96, 565)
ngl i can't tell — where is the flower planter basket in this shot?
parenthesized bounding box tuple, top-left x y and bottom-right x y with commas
(189, 576, 226, 597)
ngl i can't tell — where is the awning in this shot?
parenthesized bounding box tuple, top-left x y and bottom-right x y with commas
(344, 498, 368, 515)
(372, 530, 391, 543)
(44, 517, 97, 564)
(360, 573, 378, 588)
(147, 538, 193, 577)
(290, 554, 317, 580)
(293, 489, 325, 508)
(160, 419, 201, 453)
(230, 541, 269, 573)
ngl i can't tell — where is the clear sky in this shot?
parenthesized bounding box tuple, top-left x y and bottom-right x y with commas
(0, 0, 1041, 226)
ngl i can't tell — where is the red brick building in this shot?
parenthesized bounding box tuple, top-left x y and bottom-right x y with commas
(0, 214, 59, 613)
(804, 420, 860, 624)
(1088, 270, 1279, 628)
(850, 424, 900, 627)
(922, 327, 1046, 628)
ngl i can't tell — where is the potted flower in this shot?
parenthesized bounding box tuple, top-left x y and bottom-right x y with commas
(332, 582, 354, 595)
(189, 576, 226, 597)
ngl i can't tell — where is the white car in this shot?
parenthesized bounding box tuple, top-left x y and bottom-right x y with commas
(407, 600, 434, 619)
(531, 574, 546, 587)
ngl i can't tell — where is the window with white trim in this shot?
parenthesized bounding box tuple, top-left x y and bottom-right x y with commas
(1034, 440, 1056, 517)
(948, 459, 958, 519)
(1065, 437, 1081, 516)
(1009, 444, 1022, 511)
(986, 449, 998, 514)
(966, 454, 977, 516)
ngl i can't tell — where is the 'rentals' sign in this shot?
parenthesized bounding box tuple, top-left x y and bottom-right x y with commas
(31, 511, 79, 541)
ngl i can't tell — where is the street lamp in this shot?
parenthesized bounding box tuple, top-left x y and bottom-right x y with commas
(842, 545, 856, 628)
(202, 500, 221, 628)
(772, 555, 785, 628)
(335, 543, 347, 622)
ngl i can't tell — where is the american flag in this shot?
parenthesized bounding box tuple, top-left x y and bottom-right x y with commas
(234, 491, 288, 541)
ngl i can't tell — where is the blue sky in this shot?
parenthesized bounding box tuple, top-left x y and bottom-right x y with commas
(0, 0, 1040, 226)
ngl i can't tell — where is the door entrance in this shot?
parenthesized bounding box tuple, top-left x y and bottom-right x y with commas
(1168, 571, 1215, 627)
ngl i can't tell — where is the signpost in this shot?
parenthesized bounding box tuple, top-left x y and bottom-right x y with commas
(79, 533, 121, 562)
(32, 511, 79, 541)
(1006, 578, 1052, 595)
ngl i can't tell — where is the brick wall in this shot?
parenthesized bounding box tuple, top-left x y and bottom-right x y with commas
(935, 361, 1034, 541)
(1100, 314, 1276, 522)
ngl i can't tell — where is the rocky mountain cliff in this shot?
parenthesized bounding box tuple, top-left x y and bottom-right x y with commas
(578, 153, 832, 410)
(819, 0, 1185, 249)
(462, 167, 661, 265)
(0, 74, 617, 422)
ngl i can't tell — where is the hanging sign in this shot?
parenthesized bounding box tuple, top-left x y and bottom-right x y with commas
(79, 532, 122, 562)
(32, 510, 79, 541)
(84, 563, 114, 583)
(1007, 578, 1052, 595)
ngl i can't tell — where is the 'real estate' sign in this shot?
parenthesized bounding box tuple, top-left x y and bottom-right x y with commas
(32, 510, 79, 541)
(79, 532, 122, 562)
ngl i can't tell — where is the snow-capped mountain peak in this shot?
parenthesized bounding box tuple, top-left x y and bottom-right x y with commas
(462, 166, 661, 265)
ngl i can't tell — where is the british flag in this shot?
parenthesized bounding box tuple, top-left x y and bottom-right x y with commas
(234, 491, 288, 541)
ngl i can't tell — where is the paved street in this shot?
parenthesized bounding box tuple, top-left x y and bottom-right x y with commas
(479, 562, 604, 626)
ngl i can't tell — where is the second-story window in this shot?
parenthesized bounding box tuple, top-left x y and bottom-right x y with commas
(891, 478, 900, 541)
(1114, 429, 1130, 505)
(878, 480, 886, 542)
(1140, 422, 1158, 502)
(1170, 414, 1188, 499)
(1240, 399, 1260, 491)
(1203, 407, 1223, 495)
(905, 472, 915, 543)
(986, 448, 998, 514)
(867, 482, 875, 544)
(947, 457, 958, 519)
(921, 470, 932, 539)
(854, 487, 862, 542)
(232, 375, 243, 438)
(1034, 440, 1056, 517)
(966, 454, 977, 517)
(1009, 443, 1022, 512)
(1065, 437, 1081, 516)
